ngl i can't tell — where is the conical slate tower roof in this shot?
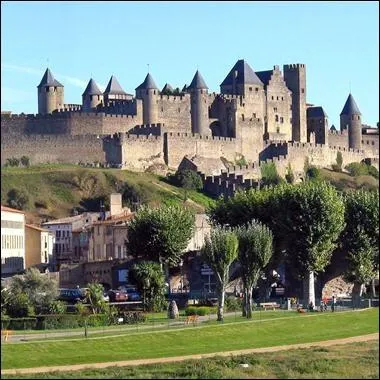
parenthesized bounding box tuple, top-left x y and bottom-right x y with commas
(221, 59, 263, 87)
(340, 94, 361, 115)
(330, 124, 337, 131)
(188, 70, 208, 90)
(161, 83, 174, 92)
(37, 68, 63, 88)
(135, 73, 159, 90)
(104, 75, 127, 95)
(82, 78, 102, 96)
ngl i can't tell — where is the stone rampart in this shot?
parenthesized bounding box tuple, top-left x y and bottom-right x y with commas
(164, 132, 237, 169)
(1, 134, 105, 165)
(158, 95, 191, 132)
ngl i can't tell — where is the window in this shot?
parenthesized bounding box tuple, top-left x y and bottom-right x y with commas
(56, 231, 61, 238)
(46, 87, 49, 92)
(281, 97, 284, 100)
(277, 96, 279, 100)
(161, 107, 163, 112)
(274, 107, 277, 112)
(276, 127, 280, 133)
(242, 114, 245, 121)
(118, 245, 122, 258)
(249, 87, 252, 91)
(372, 141, 375, 145)
(280, 117, 284, 123)
(255, 87, 259, 92)
(301, 88, 305, 93)
(275, 115, 279, 122)
(271, 96, 274, 100)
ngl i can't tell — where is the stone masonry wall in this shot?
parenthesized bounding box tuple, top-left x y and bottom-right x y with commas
(1, 134, 106, 165)
(158, 94, 192, 132)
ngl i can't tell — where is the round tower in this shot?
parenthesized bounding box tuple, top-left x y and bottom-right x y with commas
(340, 93, 362, 150)
(135, 73, 159, 124)
(37, 68, 64, 114)
(82, 78, 103, 112)
(188, 70, 209, 135)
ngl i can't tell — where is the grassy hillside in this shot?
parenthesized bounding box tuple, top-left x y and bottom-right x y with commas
(1, 164, 215, 223)
(319, 168, 379, 192)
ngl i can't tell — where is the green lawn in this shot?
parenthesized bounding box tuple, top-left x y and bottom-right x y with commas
(1, 308, 378, 370)
(2, 340, 378, 379)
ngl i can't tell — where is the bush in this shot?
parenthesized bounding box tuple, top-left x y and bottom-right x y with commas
(335, 151, 343, 172)
(185, 306, 217, 316)
(116, 311, 147, 324)
(345, 162, 368, 177)
(1, 317, 37, 330)
(20, 156, 30, 167)
(367, 165, 379, 179)
(49, 300, 66, 314)
(5, 157, 20, 167)
(7, 188, 29, 210)
(306, 166, 321, 180)
(224, 296, 243, 312)
(168, 169, 203, 191)
(260, 162, 283, 187)
(285, 165, 295, 184)
(6, 292, 34, 318)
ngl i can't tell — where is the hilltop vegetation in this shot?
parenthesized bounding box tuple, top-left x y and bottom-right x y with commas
(1, 164, 378, 224)
(1, 164, 214, 223)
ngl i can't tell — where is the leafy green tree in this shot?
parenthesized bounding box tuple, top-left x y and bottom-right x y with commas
(285, 164, 295, 184)
(8, 268, 59, 314)
(276, 182, 345, 307)
(20, 156, 30, 167)
(6, 157, 20, 167)
(129, 261, 166, 312)
(6, 292, 33, 318)
(260, 162, 283, 187)
(7, 188, 29, 210)
(336, 151, 343, 172)
(306, 166, 321, 181)
(49, 300, 66, 314)
(169, 169, 203, 200)
(85, 282, 106, 314)
(345, 162, 368, 177)
(341, 190, 379, 305)
(127, 205, 195, 267)
(235, 221, 273, 318)
(201, 226, 238, 321)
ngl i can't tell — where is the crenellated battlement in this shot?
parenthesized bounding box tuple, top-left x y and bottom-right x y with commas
(284, 63, 306, 70)
(158, 94, 190, 102)
(166, 132, 235, 142)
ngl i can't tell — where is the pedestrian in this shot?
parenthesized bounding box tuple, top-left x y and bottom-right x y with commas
(320, 300, 324, 312)
(331, 295, 336, 312)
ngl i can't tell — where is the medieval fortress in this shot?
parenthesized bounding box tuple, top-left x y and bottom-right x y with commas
(1, 59, 378, 195)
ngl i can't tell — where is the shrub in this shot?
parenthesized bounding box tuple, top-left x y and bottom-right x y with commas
(235, 156, 247, 166)
(7, 188, 29, 210)
(185, 306, 216, 316)
(168, 169, 203, 191)
(224, 296, 243, 312)
(2, 317, 37, 330)
(20, 156, 30, 167)
(285, 164, 295, 184)
(260, 162, 283, 187)
(367, 165, 379, 179)
(5, 157, 20, 167)
(49, 300, 66, 314)
(345, 162, 368, 177)
(335, 151, 343, 172)
(6, 292, 34, 318)
(306, 166, 321, 180)
(116, 311, 147, 324)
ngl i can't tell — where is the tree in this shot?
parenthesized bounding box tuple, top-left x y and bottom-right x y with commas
(336, 151, 343, 172)
(260, 162, 283, 187)
(8, 268, 59, 314)
(85, 282, 106, 314)
(169, 169, 203, 200)
(129, 261, 166, 312)
(306, 166, 321, 181)
(285, 164, 295, 184)
(276, 182, 345, 307)
(20, 156, 30, 167)
(127, 205, 195, 267)
(341, 190, 379, 305)
(7, 188, 29, 210)
(235, 221, 273, 318)
(6, 157, 19, 167)
(201, 226, 238, 321)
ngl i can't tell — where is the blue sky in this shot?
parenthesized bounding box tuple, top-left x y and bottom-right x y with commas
(1, 1, 379, 128)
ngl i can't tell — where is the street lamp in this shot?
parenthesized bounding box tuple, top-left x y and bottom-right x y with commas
(179, 259, 183, 293)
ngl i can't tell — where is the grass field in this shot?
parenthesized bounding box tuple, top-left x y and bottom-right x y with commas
(1, 308, 378, 370)
(1, 164, 215, 222)
(2, 340, 378, 379)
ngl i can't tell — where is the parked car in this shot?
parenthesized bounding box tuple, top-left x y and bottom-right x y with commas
(124, 287, 141, 301)
(58, 288, 87, 304)
(108, 289, 128, 302)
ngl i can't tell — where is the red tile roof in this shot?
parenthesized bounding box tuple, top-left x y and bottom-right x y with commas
(1, 205, 25, 214)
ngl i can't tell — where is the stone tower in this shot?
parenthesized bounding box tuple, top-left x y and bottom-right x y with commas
(37, 68, 64, 114)
(283, 64, 307, 142)
(82, 78, 103, 112)
(220, 59, 264, 97)
(340, 93, 362, 150)
(188, 70, 210, 135)
(103, 75, 129, 106)
(135, 73, 159, 124)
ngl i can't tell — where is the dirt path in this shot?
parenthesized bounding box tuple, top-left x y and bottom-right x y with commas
(2, 333, 378, 375)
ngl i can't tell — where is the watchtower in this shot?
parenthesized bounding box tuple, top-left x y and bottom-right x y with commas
(135, 73, 159, 124)
(82, 78, 103, 112)
(340, 93, 362, 150)
(188, 70, 210, 135)
(37, 68, 64, 114)
(283, 64, 307, 142)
